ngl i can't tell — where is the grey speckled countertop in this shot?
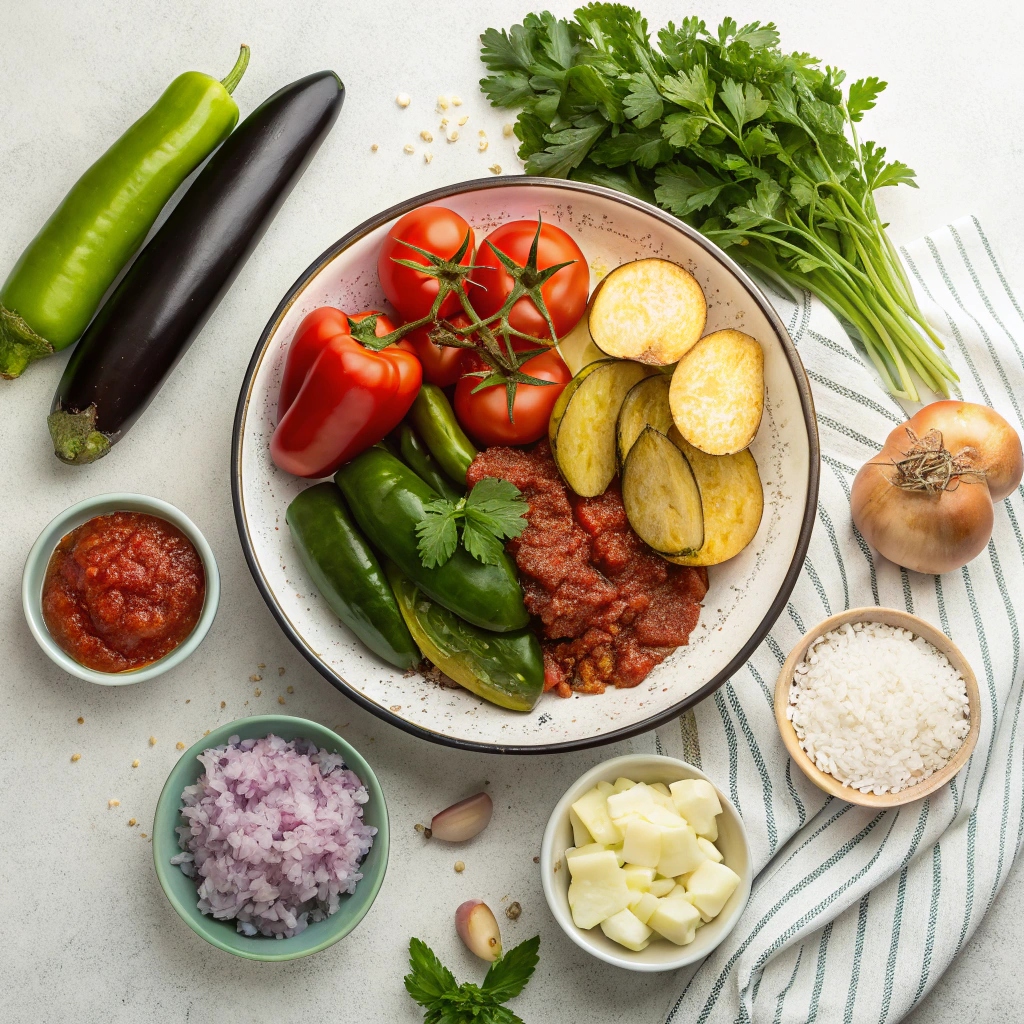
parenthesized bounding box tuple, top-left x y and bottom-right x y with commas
(1, 1, 1021, 1021)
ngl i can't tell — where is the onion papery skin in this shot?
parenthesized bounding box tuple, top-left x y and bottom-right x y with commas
(852, 423, 996, 574)
(907, 401, 1023, 502)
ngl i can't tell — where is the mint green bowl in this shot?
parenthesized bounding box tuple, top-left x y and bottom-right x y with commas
(153, 716, 389, 961)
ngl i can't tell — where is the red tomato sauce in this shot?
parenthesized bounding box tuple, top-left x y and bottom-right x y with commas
(41, 512, 206, 673)
(468, 442, 708, 698)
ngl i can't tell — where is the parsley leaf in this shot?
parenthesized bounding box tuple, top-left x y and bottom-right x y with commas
(414, 500, 460, 570)
(479, 7, 957, 401)
(416, 478, 528, 570)
(405, 936, 540, 1023)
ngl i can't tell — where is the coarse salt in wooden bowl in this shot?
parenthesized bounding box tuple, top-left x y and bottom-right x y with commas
(774, 607, 980, 808)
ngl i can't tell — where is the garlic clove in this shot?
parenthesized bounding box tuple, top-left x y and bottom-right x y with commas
(455, 900, 502, 961)
(430, 792, 493, 841)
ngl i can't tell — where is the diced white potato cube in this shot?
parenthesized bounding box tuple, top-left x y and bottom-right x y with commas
(613, 847, 626, 867)
(566, 849, 619, 878)
(566, 851, 632, 929)
(570, 807, 593, 848)
(622, 820, 661, 868)
(697, 837, 723, 863)
(649, 782, 671, 797)
(666, 883, 687, 899)
(676, 871, 693, 888)
(572, 787, 623, 846)
(613, 777, 638, 793)
(685, 860, 741, 921)
(600, 908, 653, 951)
(631, 891, 660, 925)
(646, 804, 687, 828)
(648, 877, 676, 898)
(606, 784, 657, 822)
(565, 843, 605, 862)
(597, 781, 615, 797)
(649, 896, 702, 945)
(669, 779, 722, 840)
(657, 824, 706, 877)
(627, 889, 644, 908)
(624, 865, 656, 891)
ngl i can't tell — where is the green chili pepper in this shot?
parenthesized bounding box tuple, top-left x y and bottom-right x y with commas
(387, 562, 543, 712)
(398, 423, 463, 501)
(335, 446, 528, 633)
(286, 482, 418, 670)
(409, 383, 478, 485)
(0, 46, 250, 379)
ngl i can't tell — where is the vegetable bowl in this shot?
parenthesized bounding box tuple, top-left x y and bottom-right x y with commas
(232, 176, 819, 753)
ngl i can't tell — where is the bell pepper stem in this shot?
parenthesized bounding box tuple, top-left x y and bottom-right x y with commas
(0, 302, 53, 379)
(47, 405, 111, 464)
(220, 45, 250, 95)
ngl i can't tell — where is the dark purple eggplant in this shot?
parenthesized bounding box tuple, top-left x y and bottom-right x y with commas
(48, 71, 344, 464)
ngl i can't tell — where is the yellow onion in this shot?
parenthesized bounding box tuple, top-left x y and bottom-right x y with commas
(852, 401, 1022, 574)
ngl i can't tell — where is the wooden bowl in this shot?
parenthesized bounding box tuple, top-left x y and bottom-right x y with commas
(774, 607, 980, 808)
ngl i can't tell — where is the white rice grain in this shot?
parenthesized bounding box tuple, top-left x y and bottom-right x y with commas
(787, 622, 970, 795)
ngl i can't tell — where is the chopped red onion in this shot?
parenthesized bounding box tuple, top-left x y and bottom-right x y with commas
(170, 735, 375, 938)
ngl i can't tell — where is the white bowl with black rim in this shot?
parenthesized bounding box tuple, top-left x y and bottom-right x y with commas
(231, 177, 819, 753)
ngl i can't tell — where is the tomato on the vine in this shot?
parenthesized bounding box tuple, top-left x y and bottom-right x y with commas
(454, 348, 571, 447)
(402, 313, 473, 387)
(377, 206, 475, 321)
(469, 220, 589, 340)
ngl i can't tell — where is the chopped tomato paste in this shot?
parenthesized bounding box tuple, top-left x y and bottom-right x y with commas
(41, 512, 206, 673)
(468, 441, 707, 697)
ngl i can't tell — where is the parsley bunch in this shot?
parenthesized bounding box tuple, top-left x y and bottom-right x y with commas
(416, 477, 529, 569)
(479, 5, 958, 401)
(405, 935, 540, 1023)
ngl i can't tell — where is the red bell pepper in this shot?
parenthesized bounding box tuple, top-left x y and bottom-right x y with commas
(271, 307, 422, 478)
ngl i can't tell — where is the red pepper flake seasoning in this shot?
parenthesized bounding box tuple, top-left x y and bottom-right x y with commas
(468, 441, 708, 697)
(41, 512, 205, 673)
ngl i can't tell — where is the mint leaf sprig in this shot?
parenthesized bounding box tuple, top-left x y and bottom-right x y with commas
(405, 935, 540, 1024)
(416, 477, 529, 569)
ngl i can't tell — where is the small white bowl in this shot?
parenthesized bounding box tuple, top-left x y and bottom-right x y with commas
(540, 754, 752, 972)
(22, 492, 220, 685)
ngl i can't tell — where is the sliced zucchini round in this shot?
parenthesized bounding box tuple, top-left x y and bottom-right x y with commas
(621, 427, 704, 557)
(616, 373, 673, 470)
(549, 359, 653, 497)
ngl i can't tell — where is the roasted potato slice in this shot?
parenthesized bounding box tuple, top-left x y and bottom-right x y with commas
(616, 373, 673, 469)
(670, 329, 764, 455)
(549, 360, 653, 497)
(621, 427, 704, 557)
(589, 259, 707, 365)
(557, 294, 606, 375)
(665, 429, 763, 566)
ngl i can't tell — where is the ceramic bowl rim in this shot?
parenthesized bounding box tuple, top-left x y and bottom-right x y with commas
(539, 753, 753, 971)
(231, 174, 821, 753)
(151, 714, 389, 961)
(21, 492, 220, 685)
(773, 606, 982, 807)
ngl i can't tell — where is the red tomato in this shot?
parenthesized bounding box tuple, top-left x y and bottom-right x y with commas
(455, 348, 571, 446)
(469, 221, 589, 341)
(403, 312, 474, 387)
(377, 206, 475, 321)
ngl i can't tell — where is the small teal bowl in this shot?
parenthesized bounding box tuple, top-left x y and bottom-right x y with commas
(153, 716, 389, 961)
(22, 492, 220, 685)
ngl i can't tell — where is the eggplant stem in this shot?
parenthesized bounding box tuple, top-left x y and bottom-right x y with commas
(47, 405, 112, 465)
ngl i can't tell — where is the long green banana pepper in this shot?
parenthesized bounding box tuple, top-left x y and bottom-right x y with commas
(0, 45, 250, 379)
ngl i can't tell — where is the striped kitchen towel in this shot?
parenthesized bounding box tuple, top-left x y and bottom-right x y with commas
(648, 216, 1024, 1024)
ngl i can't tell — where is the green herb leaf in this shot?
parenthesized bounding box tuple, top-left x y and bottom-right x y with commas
(405, 938, 459, 1008)
(415, 500, 461, 569)
(623, 72, 663, 128)
(847, 76, 886, 122)
(482, 935, 541, 1003)
(415, 480, 527, 570)
(525, 123, 606, 177)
